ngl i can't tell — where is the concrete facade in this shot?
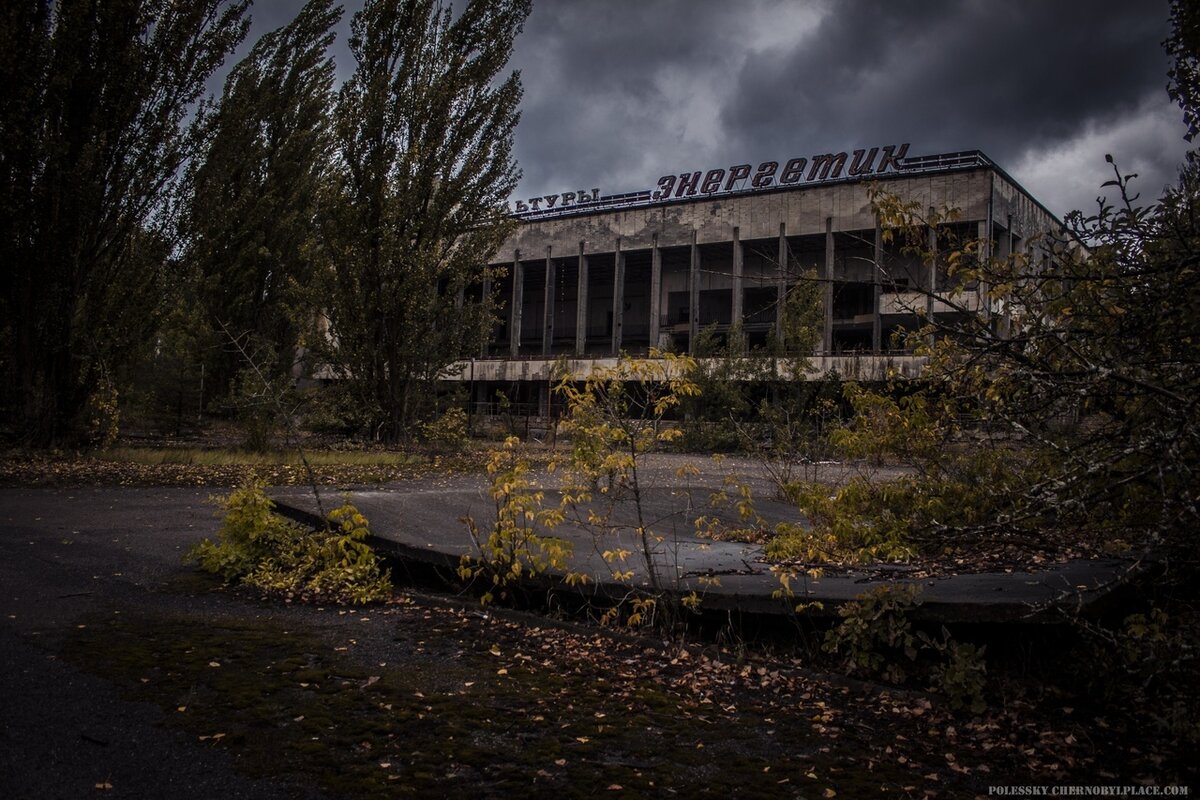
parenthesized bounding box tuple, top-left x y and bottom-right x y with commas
(451, 152, 1061, 412)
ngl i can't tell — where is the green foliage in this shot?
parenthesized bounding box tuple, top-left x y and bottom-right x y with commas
(823, 586, 988, 711)
(459, 437, 578, 604)
(763, 378, 1046, 564)
(1168, 0, 1200, 141)
(768, 269, 825, 360)
(0, 0, 251, 445)
(300, 383, 374, 436)
(225, 337, 296, 452)
(677, 272, 825, 455)
(926, 637, 988, 714)
(823, 585, 923, 684)
(123, 290, 215, 437)
(85, 376, 121, 449)
(1086, 607, 1200, 747)
(419, 407, 469, 454)
(317, 0, 529, 441)
(190, 479, 392, 605)
(186, 0, 341, 401)
(556, 351, 701, 595)
(865, 154, 1200, 556)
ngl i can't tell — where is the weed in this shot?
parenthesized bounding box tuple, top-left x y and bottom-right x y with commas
(189, 479, 391, 605)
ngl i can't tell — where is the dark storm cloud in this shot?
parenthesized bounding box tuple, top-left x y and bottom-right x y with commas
(508, 0, 1190, 216)
(507, 1, 757, 197)
(227, 0, 1191, 217)
(719, 0, 1168, 166)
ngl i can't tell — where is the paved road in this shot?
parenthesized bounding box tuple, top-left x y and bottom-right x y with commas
(271, 454, 1139, 623)
(0, 478, 1146, 798)
(0, 487, 326, 800)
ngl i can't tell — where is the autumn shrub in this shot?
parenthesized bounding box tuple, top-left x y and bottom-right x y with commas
(1084, 607, 1200, 748)
(459, 436, 579, 605)
(929, 639, 988, 714)
(85, 376, 121, 448)
(823, 585, 988, 711)
(764, 383, 1038, 565)
(301, 383, 373, 436)
(190, 479, 391, 604)
(419, 407, 469, 454)
(823, 584, 924, 684)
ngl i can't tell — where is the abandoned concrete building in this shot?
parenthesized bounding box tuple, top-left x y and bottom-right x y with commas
(452, 147, 1061, 414)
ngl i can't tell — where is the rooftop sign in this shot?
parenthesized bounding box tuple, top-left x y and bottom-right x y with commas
(510, 142, 928, 219)
(652, 142, 910, 200)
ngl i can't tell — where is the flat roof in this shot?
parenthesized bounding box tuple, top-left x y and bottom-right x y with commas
(512, 150, 1065, 231)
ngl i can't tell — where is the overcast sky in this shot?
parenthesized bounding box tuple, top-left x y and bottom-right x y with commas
(245, 0, 1191, 220)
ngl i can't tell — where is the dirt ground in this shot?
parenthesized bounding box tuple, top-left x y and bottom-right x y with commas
(1, 480, 1193, 798)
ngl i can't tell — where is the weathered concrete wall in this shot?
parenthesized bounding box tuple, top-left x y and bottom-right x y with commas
(990, 171, 1061, 241)
(498, 168, 998, 260)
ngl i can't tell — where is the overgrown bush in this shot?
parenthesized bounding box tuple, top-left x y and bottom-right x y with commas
(419, 407, 469, 454)
(190, 479, 392, 604)
(300, 382, 373, 436)
(459, 436, 578, 605)
(823, 585, 988, 711)
(823, 584, 923, 684)
(1085, 606, 1200, 748)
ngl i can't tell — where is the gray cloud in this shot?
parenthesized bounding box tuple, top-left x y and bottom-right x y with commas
(509, 0, 1191, 217)
(230, 0, 1192, 218)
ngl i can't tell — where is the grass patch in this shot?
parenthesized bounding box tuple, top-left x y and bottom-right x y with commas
(97, 447, 428, 468)
(0, 446, 489, 487)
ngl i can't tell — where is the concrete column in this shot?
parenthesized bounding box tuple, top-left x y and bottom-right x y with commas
(509, 250, 522, 357)
(977, 220, 991, 322)
(927, 212, 937, 322)
(689, 231, 700, 351)
(823, 217, 834, 354)
(480, 271, 491, 358)
(731, 226, 743, 348)
(611, 238, 624, 355)
(873, 219, 883, 353)
(575, 243, 588, 355)
(775, 223, 787, 348)
(649, 234, 662, 350)
(542, 246, 555, 356)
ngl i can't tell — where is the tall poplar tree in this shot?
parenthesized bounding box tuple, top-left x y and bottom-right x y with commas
(0, 0, 249, 445)
(186, 0, 342, 396)
(320, 0, 528, 440)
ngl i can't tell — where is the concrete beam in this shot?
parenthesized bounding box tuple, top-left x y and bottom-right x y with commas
(611, 238, 625, 355)
(977, 220, 991, 323)
(445, 354, 930, 383)
(649, 234, 662, 350)
(542, 246, 555, 356)
(776, 223, 786, 348)
(509, 250, 522, 357)
(824, 217, 834, 353)
(689, 231, 700, 352)
(873, 219, 883, 353)
(927, 211, 937, 325)
(575, 243, 588, 355)
(480, 271, 491, 358)
(731, 226, 743, 351)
